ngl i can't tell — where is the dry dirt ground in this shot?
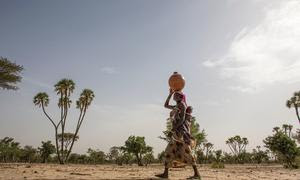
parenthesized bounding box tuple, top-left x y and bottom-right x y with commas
(0, 163, 299, 180)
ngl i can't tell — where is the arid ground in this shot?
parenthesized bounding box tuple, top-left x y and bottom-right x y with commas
(1, 163, 300, 180)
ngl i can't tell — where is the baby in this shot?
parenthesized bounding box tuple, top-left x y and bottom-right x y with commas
(184, 106, 193, 134)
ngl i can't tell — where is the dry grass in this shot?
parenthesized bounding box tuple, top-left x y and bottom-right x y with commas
(0, 163, 299, 180)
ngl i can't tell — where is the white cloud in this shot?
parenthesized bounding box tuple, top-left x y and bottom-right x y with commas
(100, 66, 118, 74)
(202, 59, 219, 68)
(201, 98, 232, 107)
(228, 86, 256, 93)
(203, 0, 300, 92)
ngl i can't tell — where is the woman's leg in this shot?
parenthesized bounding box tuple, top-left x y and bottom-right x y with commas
(155, 142, 176, 178)
(180, 143, 201, 178)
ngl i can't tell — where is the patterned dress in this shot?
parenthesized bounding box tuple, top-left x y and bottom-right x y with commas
(164, 106, 196, 168)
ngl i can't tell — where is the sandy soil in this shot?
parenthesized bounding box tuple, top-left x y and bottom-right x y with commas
(0, 163, 299, 180)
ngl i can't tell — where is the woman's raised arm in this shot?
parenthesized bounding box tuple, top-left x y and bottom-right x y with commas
(164, 89, 175, 110)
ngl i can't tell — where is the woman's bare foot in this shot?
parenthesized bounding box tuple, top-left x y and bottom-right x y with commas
(155, 168, 168, 178)
(187, 175, 201, 179)
(155, 173, 168, 178)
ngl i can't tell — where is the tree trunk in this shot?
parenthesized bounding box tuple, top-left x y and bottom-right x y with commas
(136, 153, 143, 166)
(65, 106, 86, 162)
(41, 103, 63, 164)
(60, 94, 65, 163)
(61, 125, 64, 162)
(295, 107, 300, 124)
(55, 128, 63, 164)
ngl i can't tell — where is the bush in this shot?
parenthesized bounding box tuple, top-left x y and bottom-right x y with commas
(264, 128, 300, 169)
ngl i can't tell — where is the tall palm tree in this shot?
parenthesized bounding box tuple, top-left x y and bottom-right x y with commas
(33, 92, 62, 163)
(286, 91, 300, 124)
(34, 79, 94, 164)
(54, 79, 75, 97)
(65, 89, 95, 161)
(54, 79, 75, 160)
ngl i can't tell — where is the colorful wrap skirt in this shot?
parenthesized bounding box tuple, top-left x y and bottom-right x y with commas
(164, 133, 197, 168)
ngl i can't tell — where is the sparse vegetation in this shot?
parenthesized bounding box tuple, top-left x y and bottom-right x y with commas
(1, 124, 299, 169)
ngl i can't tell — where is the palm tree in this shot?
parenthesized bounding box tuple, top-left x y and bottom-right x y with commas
(65, 89, 95, 161)
(286, 91, 300, 124)
(33, 93, 52, 124)
(34, 79, 94, 164)
(54, 79, 75, 97)
(33, 92, 63, 164)
(54, 79, 75, 161)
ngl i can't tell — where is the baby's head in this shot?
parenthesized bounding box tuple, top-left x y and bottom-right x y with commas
(186, 106, 193, 114)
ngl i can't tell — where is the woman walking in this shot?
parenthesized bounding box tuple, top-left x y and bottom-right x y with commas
(155, 89, 201, 179)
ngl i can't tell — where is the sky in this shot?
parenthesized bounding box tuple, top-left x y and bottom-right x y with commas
(1, 0, 300, 156)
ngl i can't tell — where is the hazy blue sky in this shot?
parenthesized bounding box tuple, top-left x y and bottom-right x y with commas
(1, 0, 300, 155)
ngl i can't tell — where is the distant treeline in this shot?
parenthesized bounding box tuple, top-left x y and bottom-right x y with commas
(1, 58, 300, 168)
(1, 124, 299, 168)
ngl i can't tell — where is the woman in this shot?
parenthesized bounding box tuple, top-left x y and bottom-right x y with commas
(182, 106, 196, 147)
(155, 89, 201, 179)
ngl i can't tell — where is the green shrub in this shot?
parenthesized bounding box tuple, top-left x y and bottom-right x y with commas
(264, 128, 300, 169)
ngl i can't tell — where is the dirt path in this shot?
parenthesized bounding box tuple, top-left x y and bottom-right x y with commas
(0, 163, 299, 179)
